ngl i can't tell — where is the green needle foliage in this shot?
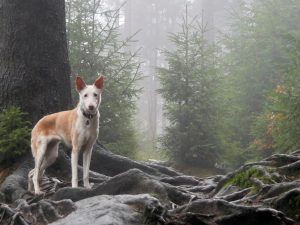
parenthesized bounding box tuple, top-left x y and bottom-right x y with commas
(0, 107, 31, 165)
(66, 0, 142, 158)
(218, 0, 300, 167)
(157, 10, 219, 167)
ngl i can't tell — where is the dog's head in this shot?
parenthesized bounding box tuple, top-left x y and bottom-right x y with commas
(76, 75, 104, 115)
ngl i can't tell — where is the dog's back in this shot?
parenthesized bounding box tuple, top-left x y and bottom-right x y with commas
(31, 109, 77, 154)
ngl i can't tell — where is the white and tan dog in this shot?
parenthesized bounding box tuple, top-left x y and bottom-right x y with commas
(28, 75, 104, 195)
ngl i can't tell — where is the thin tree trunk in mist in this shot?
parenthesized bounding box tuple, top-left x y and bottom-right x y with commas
(203, 0, 215, 42)
(124, 0, 133, 37)
(0, 0, 72, 124)
(147, 1, 159, 144)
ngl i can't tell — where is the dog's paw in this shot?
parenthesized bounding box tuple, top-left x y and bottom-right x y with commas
(34, 190, 45, 196)
(84, 183, 94, 189)
(84, 184, 91, 189)
(51, 177, 62, 183)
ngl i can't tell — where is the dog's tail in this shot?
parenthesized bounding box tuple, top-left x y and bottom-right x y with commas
(31, 137, 38, 158)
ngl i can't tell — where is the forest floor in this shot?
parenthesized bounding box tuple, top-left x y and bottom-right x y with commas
(172, 163, 219, 178)
(0, 142, 300, 225)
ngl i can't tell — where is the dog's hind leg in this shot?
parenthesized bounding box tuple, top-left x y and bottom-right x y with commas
(27, 169, 35, 193)
(28, 142, 37, 193)
(40, 140, 59, 176)
(32, 139, 47, 195)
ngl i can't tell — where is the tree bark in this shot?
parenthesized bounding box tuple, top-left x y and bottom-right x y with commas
(0, 0, 72, 124)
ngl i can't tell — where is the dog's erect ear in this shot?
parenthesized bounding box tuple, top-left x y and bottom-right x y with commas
(76, 76, 86, 92)
(94, 75, 104, 90)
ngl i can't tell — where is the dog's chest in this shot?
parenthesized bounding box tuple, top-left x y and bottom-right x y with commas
(75, 117, 99, 145)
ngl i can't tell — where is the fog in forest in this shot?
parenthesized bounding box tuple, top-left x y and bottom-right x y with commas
(112, 0, 234, 142)
(98, 0, 240, 173)
(63, 0, 300, 174)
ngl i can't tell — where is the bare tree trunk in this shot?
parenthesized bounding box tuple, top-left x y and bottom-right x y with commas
(203, 0, 215, 43)
(0, 0, 72, 124)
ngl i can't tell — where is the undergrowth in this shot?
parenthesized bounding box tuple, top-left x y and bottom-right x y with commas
(0, 107, 31, 165)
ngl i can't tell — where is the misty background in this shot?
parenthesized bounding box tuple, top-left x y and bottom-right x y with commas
(65, 0, 300, 175)
(115, 0, 235, 148)
(105, 0, 236, 156)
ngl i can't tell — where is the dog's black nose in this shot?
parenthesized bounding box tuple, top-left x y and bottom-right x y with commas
(88, 105, 95, 110)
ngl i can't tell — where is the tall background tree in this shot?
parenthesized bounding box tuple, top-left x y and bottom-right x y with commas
(0, 0, 72, 124)
(66, 0, 142, 158)
(158, 7, 219, 168)
(122, 0, 184, 152)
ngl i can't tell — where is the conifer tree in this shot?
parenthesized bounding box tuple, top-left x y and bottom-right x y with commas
(66, 0, 142, 158)
(158, 8, 219, 167)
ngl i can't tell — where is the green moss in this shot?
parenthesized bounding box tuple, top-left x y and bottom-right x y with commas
(226, 167, 274, 190)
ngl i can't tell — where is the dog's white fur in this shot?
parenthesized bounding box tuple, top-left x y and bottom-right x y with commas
(28, 75, 104, 195)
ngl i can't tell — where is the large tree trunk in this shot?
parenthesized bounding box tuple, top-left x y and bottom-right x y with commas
(0, 0, 71, 124)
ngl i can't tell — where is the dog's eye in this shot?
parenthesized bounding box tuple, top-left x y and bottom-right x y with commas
(84, 94, 88, 98)
(93, 93, 98, 97)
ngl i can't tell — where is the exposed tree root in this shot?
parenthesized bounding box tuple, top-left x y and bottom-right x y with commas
(145, 199, 294, 225)
(1, 144, 300, 224)
(0, 199, 75, 225)
(0, 203, 29, 225)
(52, 168, 192, 205)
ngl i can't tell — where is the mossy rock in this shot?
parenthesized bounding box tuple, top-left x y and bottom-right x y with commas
(226, 166, 274, 191)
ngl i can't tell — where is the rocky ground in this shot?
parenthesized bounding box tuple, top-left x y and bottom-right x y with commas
(1, 141, 300, 225)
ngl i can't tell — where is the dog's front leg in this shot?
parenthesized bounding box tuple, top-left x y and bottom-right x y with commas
(71, 150, 79, 188)
(82, 145, 93, 188)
